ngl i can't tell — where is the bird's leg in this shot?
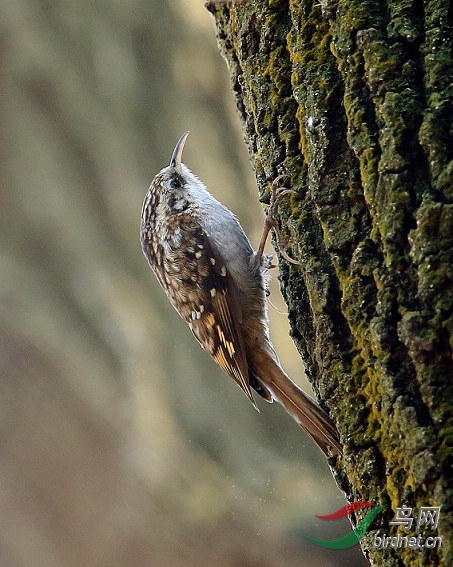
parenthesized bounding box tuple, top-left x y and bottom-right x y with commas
(257, 175, 299, 265)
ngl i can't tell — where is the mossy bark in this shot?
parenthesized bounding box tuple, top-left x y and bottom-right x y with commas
(206, 1, 452, 565)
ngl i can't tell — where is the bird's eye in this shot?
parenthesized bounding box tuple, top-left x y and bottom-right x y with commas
(170, 177, 182, 189)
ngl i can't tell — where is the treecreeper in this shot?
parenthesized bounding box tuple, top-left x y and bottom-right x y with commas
(140, 132, 341, 456)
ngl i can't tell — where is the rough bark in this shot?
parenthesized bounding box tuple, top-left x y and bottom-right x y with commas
(206, 0, 453, 565)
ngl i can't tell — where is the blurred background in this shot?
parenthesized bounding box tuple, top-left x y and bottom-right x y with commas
(0, 1, 367, 565)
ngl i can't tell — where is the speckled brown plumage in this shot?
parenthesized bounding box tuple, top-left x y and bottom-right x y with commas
(140, 132, 341, 456)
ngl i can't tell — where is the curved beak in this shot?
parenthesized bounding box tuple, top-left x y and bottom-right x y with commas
(170, 131, 190, 173)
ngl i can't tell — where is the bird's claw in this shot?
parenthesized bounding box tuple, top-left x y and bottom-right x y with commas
(257, 176, 299, 265)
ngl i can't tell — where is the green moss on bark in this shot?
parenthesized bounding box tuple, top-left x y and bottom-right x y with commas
(207, 0, 452, 564)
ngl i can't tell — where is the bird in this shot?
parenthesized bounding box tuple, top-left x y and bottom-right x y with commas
(140, 132, 341, 456)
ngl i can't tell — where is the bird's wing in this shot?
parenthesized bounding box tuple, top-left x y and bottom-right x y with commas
(181, 227, 257, 408)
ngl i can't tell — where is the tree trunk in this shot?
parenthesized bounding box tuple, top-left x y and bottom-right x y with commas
(206, 1, 452, 565)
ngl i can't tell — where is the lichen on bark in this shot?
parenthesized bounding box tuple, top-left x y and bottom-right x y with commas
(207, 0, 452, 565)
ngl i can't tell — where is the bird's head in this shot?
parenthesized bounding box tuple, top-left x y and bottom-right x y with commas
(147, 131, 211, 213)
(153, 131, 193, 194)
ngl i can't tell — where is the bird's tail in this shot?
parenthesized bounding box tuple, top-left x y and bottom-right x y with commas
(253, 355, 342, 456)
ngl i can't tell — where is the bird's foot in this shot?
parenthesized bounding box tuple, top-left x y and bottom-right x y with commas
(257, 175, 299, 265)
